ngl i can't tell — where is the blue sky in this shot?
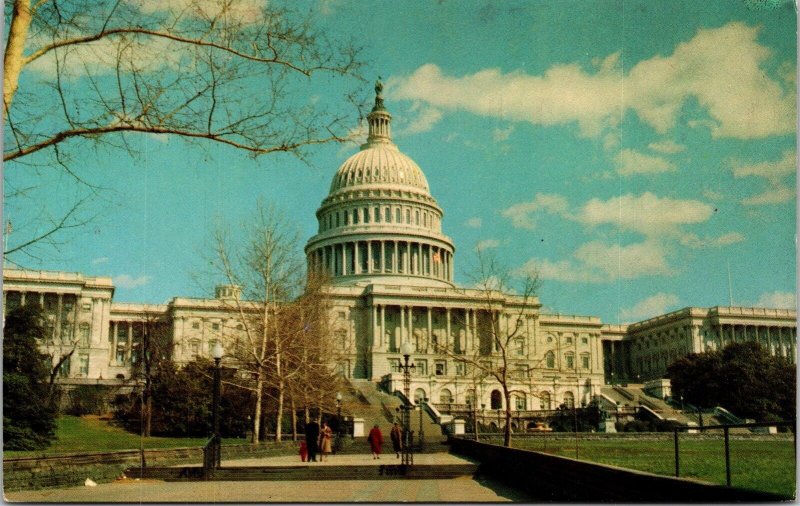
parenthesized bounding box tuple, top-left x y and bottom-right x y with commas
(4, 0, 796, 323)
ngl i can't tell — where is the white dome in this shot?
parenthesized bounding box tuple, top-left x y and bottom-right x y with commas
(330, 144, 430, 194)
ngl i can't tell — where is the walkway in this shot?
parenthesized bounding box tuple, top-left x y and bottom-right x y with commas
(5, 453, 533, 503)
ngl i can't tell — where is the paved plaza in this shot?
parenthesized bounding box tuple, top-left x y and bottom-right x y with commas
(4, 453, 533, 503)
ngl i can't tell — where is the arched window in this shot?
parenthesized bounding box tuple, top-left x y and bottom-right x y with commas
(539, 391, 551, 410)
(363, 207, 369, 223)
(439, 388, 453, 404)
(563, 391, 575, 409)
(545, 351, 555, 368)
(395, 208, 401, 223)
(565, 353, 575, 369)
(414, 388, 427, 403)
(490, 390, 502, 410)
(353, 209, 359, 224)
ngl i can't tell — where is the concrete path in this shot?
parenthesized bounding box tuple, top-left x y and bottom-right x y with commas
(187, 451, 473, 467)
(5, 453, 534, 503)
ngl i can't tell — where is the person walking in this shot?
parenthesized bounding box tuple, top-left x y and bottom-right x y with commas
(367, 424, 383, 459)
(319, 421, 333, 461)
(305, 419, 320, 463)
(390, 422, 402, 458)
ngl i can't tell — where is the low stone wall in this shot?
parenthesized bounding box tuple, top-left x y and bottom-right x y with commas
(3, 442, 297, 491)
(449, 437, 787, 502)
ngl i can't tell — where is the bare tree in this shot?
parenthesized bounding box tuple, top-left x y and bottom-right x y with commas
(209, 203, 304, 442)
(436, 249, 541, 447)
(4, 0, 364, 259)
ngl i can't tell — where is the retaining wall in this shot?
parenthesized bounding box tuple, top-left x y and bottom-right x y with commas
(3, 442, 297, 491)
(448, 437, 788, 502)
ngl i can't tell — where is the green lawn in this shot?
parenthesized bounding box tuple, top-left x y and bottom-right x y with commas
(510, 436, 796, 499)
(4, 416, 248, 458)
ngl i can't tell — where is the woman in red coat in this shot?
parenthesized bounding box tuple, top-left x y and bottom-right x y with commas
(367, 424, 383, 459)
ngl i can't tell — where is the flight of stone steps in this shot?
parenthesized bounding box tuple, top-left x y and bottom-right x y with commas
(342, 379, 448, 452)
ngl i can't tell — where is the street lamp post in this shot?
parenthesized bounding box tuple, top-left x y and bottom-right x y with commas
(211, 342, 224, 469)
(399, 341, 416, 466)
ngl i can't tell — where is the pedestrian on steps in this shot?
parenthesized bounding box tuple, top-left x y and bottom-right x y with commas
(367, 424, 383, 459)
(390, 422, 402, 458)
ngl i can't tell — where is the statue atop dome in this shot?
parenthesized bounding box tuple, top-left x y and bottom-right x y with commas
(372, 77, 385, 112)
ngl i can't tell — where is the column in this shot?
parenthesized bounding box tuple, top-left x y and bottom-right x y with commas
(393, 241, 399, 272)
(427, 307, 433, 352)
(767, 326, 772, 354)
(380, 305, 386, 350)
(367, 240, 373, 274)
(341, 243, 347, 275)
(381, 241, 386, 272)
(372, 304, 379, 347)
(428, 245, 434, 277)
(446, 308, 452, 351)
(111, 321, 118, 363)
(400, 306, 406, 346)
(354, 240, 360, 274)
(418, 243, 424, 275)
(20, 291, 26, 306)
(56, 293, 63, 341)
(465, 309, 472, 353)
(127, 322, 133, 363)
(408, 306, 414, 347)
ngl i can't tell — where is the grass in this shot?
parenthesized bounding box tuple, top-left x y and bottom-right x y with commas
(509, 436, 796, 499)
(4, 416, 248, 458)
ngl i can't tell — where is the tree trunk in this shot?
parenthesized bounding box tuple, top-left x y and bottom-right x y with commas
(253, 373, 263, 443)
(275, 349, 284, 441)
(144, 383, 152, 437)
(291, 396, 297, 441)
(3, 0, 32, 116)
(503, 387, 512, 447)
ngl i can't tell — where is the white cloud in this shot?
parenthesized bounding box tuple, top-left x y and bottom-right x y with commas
(620, 293, 681, 322)
(517, 239, 671, 283)
(391, 23, 794, 140)
(679, 232, 745, 249)
(501, 193, 569, 230)
(464, 217, 482, 228)
(574, 240, 671, 279)
(114, 274, 152, 289)
(733, 150, 795, 183)
(493, 126, 514, 142)
(615, 148, 676, 176)
(577, 192, 713, 236)
(732, 150, 796, 205)
(648, 139, 686, 154)
(400, 105, 443, 135)
(475, 239, 500, 252)
(91, 256, 109, 265)
(753, 291, 796, 309)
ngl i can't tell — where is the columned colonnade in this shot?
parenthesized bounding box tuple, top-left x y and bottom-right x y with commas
(711, 323, 796, 361)
(309, 239, 454, 281)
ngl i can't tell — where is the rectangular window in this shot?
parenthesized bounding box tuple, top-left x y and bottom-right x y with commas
(515, 395, 526, 410)
(79, 324, 90, 347)
(566, 354, 574, 369)
(81, 302, 92, 311)
(353, 209, 359, 224)
(190, 341, 199, 358)
(514, 365, 528, 379)
(116, 348, 126, 364)
(516, 339, 524, 355)
(374, 207, 380, 222)
(455, 362, 466, 376)
(211, 323, 220, 331)
(192, 321, 200, 330)
(582, 354, 590, 369)
(389, 359, 400, 373)
(385, 208, 391, 223)
(581, 337, 588, 345)
(435, 361, 446, 376)
(117, 324, 128, 342)
(79, 354, 89, 376)
(566, 336, 573, 345)
(59, 356, 71, 377)
(416, 360, 427, 376)
(363, 207, 369, 223)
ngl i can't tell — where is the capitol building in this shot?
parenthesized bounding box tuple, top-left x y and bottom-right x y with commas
(3, 85, 796, 418)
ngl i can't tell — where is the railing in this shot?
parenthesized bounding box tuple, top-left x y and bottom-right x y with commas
(672, 421, 795, 488)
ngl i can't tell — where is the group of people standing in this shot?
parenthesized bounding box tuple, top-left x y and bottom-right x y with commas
(366, 422, 404, 459)
(303, 420, 334, 462)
